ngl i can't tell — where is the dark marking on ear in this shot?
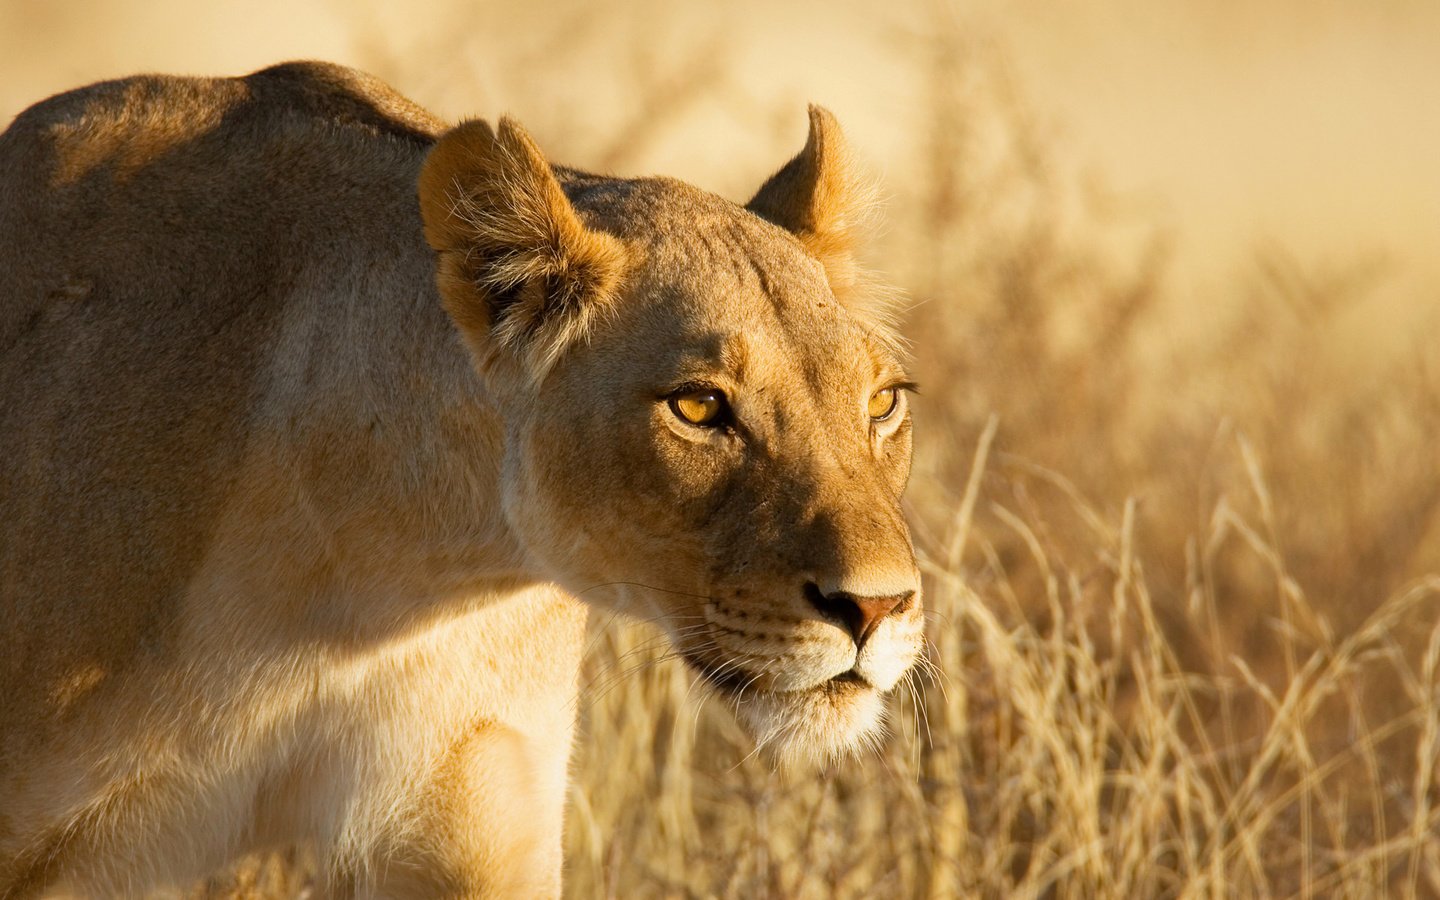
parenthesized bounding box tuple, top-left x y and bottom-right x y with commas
(537, 273, 574, 329)
(488, 280, 526, 318)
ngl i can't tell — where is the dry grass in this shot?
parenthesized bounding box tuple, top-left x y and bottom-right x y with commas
(13, 0, 1436, 896)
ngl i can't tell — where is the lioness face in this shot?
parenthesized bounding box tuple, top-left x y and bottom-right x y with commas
(420, 112, 922, 763)
(507, 188, 922, 763)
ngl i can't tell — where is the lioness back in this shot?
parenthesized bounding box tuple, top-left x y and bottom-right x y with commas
(0, 60, 444, 756)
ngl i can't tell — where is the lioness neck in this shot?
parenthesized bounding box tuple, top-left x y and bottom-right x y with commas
(227, 163, 539, 647)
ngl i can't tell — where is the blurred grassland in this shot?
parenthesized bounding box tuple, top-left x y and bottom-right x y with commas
(6, 0, 1440, 896)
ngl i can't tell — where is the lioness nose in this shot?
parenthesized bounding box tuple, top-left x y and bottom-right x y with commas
(804, 583, 914, 649)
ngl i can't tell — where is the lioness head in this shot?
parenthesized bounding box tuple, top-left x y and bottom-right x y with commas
(417, 109, 921, 764)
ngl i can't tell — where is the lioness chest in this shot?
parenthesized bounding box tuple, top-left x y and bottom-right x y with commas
(10, 588, 585, 895)
(240, 588, 587, 856)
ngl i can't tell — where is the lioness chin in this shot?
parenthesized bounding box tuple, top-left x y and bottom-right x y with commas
(0, 61, 921, 898)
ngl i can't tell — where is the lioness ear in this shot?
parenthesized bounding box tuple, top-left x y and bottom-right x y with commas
(746, 105, 875, 295)
(747, 106, 903, 341)
(418, 117, 628, 378)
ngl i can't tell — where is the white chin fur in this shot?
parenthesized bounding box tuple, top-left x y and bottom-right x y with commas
(731, 683, 887, 768)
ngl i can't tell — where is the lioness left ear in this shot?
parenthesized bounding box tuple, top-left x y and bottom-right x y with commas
(418, 117, 629, 379)
(746, 105, 874, 296)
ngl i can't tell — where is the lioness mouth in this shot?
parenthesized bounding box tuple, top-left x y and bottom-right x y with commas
(685, 653, 872, 697)
(685, 651, 890, 766)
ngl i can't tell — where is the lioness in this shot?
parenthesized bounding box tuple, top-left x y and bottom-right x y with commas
(0, 62, 921, 898)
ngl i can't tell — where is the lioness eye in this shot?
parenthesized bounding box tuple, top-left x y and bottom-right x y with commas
(868, 387, 898, 421)
(670, 390, 728, 427)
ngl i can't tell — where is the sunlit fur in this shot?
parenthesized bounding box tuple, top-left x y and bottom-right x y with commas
(0, 62, 920, 897)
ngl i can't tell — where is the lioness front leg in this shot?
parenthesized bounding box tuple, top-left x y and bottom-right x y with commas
(335, 721, 566, 900)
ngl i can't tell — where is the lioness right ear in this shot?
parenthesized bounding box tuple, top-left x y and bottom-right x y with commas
(418, 117, 629, 378)
(747, 107, 903, 344)
(746, 105, 874, 295)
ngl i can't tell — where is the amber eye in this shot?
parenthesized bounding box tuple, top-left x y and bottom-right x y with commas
(868, 386, 899, 421)
(670, 390, 728, 427)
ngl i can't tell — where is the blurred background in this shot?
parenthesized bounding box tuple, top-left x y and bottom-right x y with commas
(5, 1, 1439, 896)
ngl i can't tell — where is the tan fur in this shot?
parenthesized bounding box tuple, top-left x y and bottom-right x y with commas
(0, 62, 922, 898)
